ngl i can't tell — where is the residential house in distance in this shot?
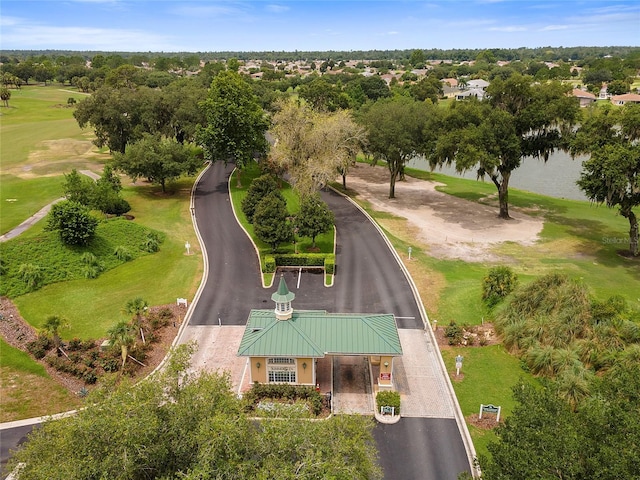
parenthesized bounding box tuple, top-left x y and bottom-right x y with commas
(572, 88, 597, 107)
(610, 93, 640, 105)
(237, 276, 403, 390)
(456, 78, 490, 101)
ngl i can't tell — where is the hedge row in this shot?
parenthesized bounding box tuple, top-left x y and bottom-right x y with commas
(262, 253, 335, 273)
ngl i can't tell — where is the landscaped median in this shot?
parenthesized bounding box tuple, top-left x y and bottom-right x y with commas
(228, 162, 336, 286)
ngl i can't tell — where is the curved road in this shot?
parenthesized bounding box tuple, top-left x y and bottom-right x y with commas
(1, 161, 472, 479)
(191, 162, 471, 479)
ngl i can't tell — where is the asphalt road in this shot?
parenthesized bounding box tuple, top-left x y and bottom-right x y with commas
(191, 162, 471, 479)
(1, 161, 471, 479)
(190, 161, 423, 326)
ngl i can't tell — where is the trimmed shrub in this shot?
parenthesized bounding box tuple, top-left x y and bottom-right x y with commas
(324, 255, 335, 274)
(263, 255, 276, 273)
(376, 390, 401, 415)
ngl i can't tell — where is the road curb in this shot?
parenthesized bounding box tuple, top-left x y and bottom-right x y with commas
(329, 185, 479, 476)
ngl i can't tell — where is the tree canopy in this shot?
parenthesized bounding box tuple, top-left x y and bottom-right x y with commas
(358, 96, 436, 198)
(571, 103, 640, 256)
(46, 200, 98, 246)
(8, 344, 382, 479)
(196, 71, 269, 184)
(481, 364, 640, 480)
(295, 194, 335, 248)
(428, 74, 580, 218)
(113, 134, 202, 192)
(270, 99, 365, 197)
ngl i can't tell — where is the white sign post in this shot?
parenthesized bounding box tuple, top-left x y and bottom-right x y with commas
(185, 241, 191, 255)
(408, 246, 412, 260)
(455, 355, 463, 376)
(479, 404, 501, 422)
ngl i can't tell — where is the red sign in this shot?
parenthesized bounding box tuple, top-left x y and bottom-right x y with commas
(380, 372, 391, 381)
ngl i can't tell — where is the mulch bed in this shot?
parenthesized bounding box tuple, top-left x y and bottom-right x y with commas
(466, 413, 503, 430)
(0, 296, 184, 396)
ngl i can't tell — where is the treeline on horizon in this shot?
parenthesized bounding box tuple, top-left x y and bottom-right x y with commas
(2, 45, 639, 62)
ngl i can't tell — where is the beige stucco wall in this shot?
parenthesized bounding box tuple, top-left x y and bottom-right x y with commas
(250, 357, 266, 383)
(296, 357, 314, 385)
(379, 355, 394, 387)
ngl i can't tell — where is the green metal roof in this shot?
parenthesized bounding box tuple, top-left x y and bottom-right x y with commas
(271, 275, 296, 303)
(238, 309, 403, 357)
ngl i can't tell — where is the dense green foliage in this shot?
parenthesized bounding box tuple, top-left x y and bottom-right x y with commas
(376, 390, 401, 415)
(253, 192, 294, 252)
(358, 96, 436, 198)
(114, 134, 202, 192)
(481, 266, 518, 308)
(572, 103, 640, 256)
(196, 71, 269, 178)
(45, 200, 98, 246)
(295, 194, 335, 248)
(0, 218, 164, 297)
(481, 365, 640, 479)
(9, 345, 382, 480)
(241, 173, 279, 223)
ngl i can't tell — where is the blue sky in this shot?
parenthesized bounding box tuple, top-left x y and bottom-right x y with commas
(1, 1, 638, 52)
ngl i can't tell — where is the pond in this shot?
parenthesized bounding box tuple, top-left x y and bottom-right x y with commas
(408, 150, 590, 201)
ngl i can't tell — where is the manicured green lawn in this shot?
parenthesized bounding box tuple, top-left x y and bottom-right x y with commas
(1, 85, 105, 234)
(12, 178, 202, 340)
(441, 345, 538, 457)
(358, 165, 639, 460)
(0, 339, 82, 422)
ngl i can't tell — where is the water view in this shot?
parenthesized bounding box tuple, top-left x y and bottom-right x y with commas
(408, 151, 590, 201)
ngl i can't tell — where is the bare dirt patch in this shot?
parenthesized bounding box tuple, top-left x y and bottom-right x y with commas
(346, 163, 544, 263)
(9, 138, 108, 178)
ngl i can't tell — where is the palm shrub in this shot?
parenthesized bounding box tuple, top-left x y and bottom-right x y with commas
(482, 266, 518, 308)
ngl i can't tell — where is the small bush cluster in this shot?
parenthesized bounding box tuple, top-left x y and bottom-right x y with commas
(26, 335, 52, 359)
(244, 383, 325, 416)
(482, 266, 518, 308)
(147, 307, 174, 329)
(376, 390, 401, 415)
(262, 253, 336, 274)
(45, 355, 99, 384)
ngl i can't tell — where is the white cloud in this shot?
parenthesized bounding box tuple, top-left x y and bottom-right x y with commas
(487, 25, 528, 32)
(2, 23, 178, 51)
(265, 4, 289, 13)
(169, 4, 246, 17)
(0, 16, 23, 27)
(540, 24, 569, 31)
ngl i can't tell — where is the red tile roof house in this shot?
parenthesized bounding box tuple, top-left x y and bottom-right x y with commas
(572, 88, 597, 107)
(610, 93, 640, 105)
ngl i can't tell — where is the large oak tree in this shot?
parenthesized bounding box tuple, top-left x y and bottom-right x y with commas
(196, 71, 269, 185)
(571, 103, 640, 256)
(8, 345, 382, 479)
(429, 74, 579, 219)
(358, 96, 436, 198)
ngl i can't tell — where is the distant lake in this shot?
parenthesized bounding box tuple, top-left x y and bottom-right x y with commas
(408, 150, 590, 201)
